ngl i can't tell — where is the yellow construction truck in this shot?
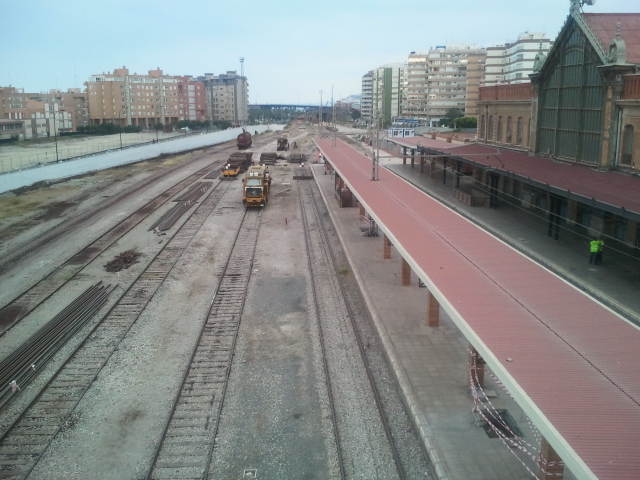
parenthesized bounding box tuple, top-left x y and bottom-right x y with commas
(242, 165, 271, 207)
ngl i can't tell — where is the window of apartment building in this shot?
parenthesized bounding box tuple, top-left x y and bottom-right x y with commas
(516, 117, 523, 145)
(506, 117, 513, 144)
(497, 116, 503, 142)
(621, 124, 634, 166)
(488, 115, 494, 140)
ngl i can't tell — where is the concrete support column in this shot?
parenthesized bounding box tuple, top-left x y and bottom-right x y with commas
(538, 438, 564, 480)
(469, 347, 485, 388)
(383, 234, 391, 259)
(402, 146, 407, 165)
(401, 258, 411, 285)
(411, 149, 415, 168)
(420, 151, 425, 173)
(427, 292, 439, 327)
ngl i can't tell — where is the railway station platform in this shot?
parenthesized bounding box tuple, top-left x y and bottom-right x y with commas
(312, 164, 538, 480)
(313, 137, 640, 480)
(379, 137, 640, 325)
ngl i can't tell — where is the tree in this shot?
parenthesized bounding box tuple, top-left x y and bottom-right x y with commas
(455, 117, 477, 129)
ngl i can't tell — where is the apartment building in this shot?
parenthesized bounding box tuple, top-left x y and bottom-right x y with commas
(371, 64, 405, 128)
(402, 46, 486, 125)
(0, 87, 26, 120)
(483, 32, 552, 86)
(403, 53, 428, 119)
(177, 76, 207, 122)
(21, 101, 73, 139)
(87, 67, 181, 128)
(25, 89, 88, 131)
(199, 71, 249, 126)
(361, 71, 374, 123)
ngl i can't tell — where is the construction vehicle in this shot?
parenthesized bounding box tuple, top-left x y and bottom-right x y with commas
(277, 137, 289, 151)
(223, 151, 253, 178)
(237, 129, 252, 149)
(242, 165, 271, 207)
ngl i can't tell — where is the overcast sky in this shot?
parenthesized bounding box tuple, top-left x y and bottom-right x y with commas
(1, 0, 636, 104)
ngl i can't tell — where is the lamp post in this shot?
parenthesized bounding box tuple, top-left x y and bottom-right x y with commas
(52, 106, 59, 162)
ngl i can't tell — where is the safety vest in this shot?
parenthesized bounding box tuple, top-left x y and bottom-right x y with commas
(590, 240, 603, 253)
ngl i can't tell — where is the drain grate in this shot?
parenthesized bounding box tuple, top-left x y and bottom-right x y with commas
(480, 408, 522, 438)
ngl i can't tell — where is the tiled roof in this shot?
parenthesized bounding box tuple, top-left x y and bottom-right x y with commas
(583, 13, 640, 65)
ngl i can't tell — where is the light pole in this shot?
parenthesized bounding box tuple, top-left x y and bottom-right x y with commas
(52, 107, 59, 162)
(319, 89, 323, 128)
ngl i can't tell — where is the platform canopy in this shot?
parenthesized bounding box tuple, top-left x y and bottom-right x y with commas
(388, 136, 640, 219)
(317, 137, 640, 480)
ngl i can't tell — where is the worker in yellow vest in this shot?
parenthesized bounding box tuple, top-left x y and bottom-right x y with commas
(589, 238, 604, 265)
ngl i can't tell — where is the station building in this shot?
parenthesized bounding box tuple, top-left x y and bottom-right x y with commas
(390, 2, 640, 256)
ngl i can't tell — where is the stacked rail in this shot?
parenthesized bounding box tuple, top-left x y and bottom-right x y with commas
(259, 152, 278, 165)
(227, 152, 253, 171)
(0, 283, 111, 410)
(150, 182, 213, 232)
(288, 153, 307, 164)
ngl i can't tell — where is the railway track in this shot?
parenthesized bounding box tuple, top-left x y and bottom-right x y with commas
(0, 164, 223, 337)
(0, 180, 233, 480)
(0, 131, 280, 337)
(0, 142, 233, 275)
(147, 209, 262, 480)
(298, 180, 434, 480)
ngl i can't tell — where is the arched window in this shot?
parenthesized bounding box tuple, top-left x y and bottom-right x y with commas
(479, 115, 485, 140)
(516, 117, 523, 145)
(497, 116, 503, 143)
(621, 124, 634, 166)
(488, 115, 494, 141)
(506, 116, 513, 144)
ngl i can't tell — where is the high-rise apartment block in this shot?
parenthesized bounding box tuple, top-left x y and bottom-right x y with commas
(403, 53, 429, 119)
(361, 71, 374, 123)
(199, 72, 249, 126)
(483, 32, 552, 86)
(362, 65, 405, 127)
(87, 67, 184, 127)
(402, 46, 486, 125)
(177, 77, 207, 122)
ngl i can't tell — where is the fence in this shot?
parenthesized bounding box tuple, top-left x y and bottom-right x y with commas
(0, 130, 188, 174)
